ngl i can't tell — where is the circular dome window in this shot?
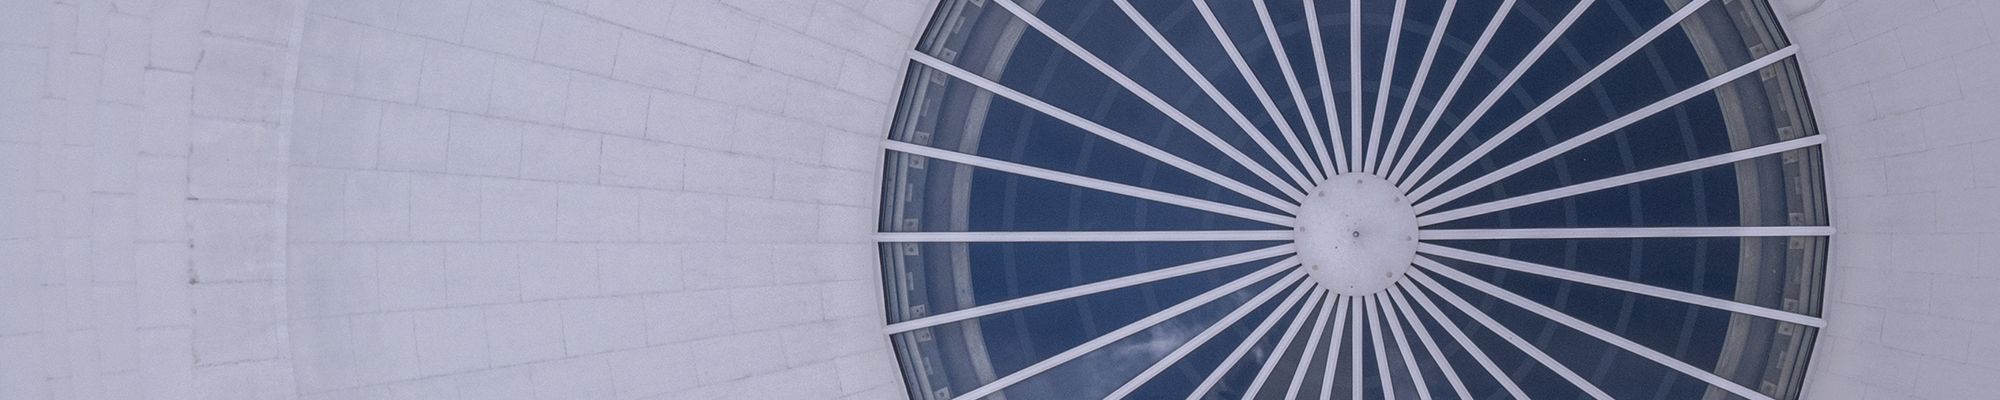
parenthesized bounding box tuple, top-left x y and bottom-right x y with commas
(876, 0, 1829, 399)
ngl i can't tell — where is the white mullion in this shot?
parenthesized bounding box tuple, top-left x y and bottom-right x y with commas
(1387, 0, 1519, 183)
(1418, 135, 1826, 224)
(1347, 297, 1364, 400)
(1317, 293, 1353, 400)
(1191, 0, 1322, 188)
(1385, 284, 1474, 400)
(1285, 295, 1340, 400)
(1242, 289, 1330, 399)
(1106, 272, 1316, 400)
(1346, 0, 1364, 174)
(1395, 0, 1598, 191)
(886, 142, 1296, 225)
(986, 0, 1311, 202)
(1418, 226, 1834, 241)
(1418, 243, 1825, 327)
(1406, 0, 1723, 200)
(1414, 258, 1778, 400)
(1406, 267, 1613, 400)
(1365, 295, 1398, 400)
(952, 266, 1307, 400)
(1304, 0, 1349, 179)
(1396, 281, 1531, 399)
(1363, 0, 1410, 174)
(1407, 47, 1801, 206)
(1376, 0, 1460, 175)
(1107, 0, 1316, 199)
(908, 52, 1310, 205)
(1253, 0, 1335, 184)
(874, 230, 1296, 243)
(1380, 289, 1435, 400)
(885, 249, 1294, 333)
(1186, 281, 1320, 400)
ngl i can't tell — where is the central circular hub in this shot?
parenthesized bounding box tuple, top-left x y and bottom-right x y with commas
(1296, 174, 1419, 296)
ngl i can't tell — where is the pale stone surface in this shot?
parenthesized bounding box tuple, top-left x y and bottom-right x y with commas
(1777, 0, 2000, 398)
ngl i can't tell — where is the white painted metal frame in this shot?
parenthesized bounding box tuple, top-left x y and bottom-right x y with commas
(1192, 0, 1323, 188)
(1419, 226, 1835, 241)
(1374, 0, 1460, 175)
(1186, 281, 1316, 400)
(1379, 290, 1435, 400)
(1316, 294, 1353, 400)
(1411, 46, 1803, 209)
(1418, 244, 1825, 327)
(1240, 289, 1329, 399)
(907, 52, 1308, 205)
(1362, 0, 1411, 174)
(1386, 0, 1519, 182)
(1384, 283, 1475, 399)
(1395, 281, 1531, 399)
(1407, 268, 1614, 399)
(881, 0, 1832, 397)
(1364, 295, 1398, 400)
(1107, 275, 1315, 399)
(1415, 257, 1778, 400)
(1285, 295, 1341, 400)
(1394, 0, 1598, 190)
(1303, 0, 1349, 179)
(1346, 0, 1365, 173)
(883, 141, 1295, 225)
(952, 266, 1306, 400)
(1252, 0, 1336, 184)
(1404, 0, 1720, 200)
(1418, 135, 1827, 225)
(885, 248, 1293, 333)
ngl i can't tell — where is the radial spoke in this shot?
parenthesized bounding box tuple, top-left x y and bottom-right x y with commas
(1408, 46, 1802, 208)
(1406, 267, 1613, 399)
(1380, 289, 1435, 400)
(982, 0, 1311, 202)
(1414, 257, 1778, 400)
(1418, 226, 1834, 241)
(1346, 0, 1365, 173)
(1304, 0, 1349, 179)
(1376, 0, 1461, 174)
(1363, 0, 1410, 174)
(1285, 296, 1340, 400)
(1242, 289, 1329, 399)
(1191, 0, 1322, 188)
(886, 142, 1296, 225)
(1385, 284, 1475, 400)
(1347, 298, 1364, 400)
(1405, 0, 1719, 199)
(1418, 243, 1825, 327)
(1418, 135, 1827, 224)
(1365, 295, 1398, 400)
(1317, 294, 1353, 400)
(1394, 0, 1597, 190)
(1105, 0, 1318, 199)
(1187, 280, 1319, 400)
(1252, 0, 1335, 183)
(1387, 0, 1519, 182)
(884, 249, 1295, 333)
(908, 52, 1308, 205)
(953, 266, 1307, 400)
(1106, 272, 1316, 400)
(1396, 281, 1531, 399)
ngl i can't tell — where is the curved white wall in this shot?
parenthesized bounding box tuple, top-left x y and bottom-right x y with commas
(6, 0, 1999, 399)
(0, 0, 929, 399)
(1779, 0, 2000, 398)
